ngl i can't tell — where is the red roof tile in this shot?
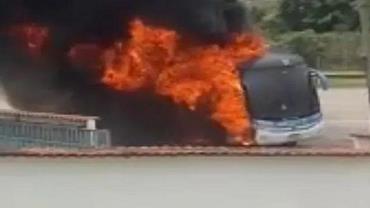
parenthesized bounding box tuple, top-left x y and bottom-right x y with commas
(1, 145, 369, 158)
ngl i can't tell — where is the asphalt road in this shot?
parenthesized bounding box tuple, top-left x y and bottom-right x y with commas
(301, 88, 370, 148)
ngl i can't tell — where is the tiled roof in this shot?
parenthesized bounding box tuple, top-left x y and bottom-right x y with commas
(2, 144, 370, 158)
(0, 110, 99, 121)
(0, 110, 99, 126)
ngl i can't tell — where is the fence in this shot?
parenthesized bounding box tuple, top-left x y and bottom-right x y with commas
(270, 31, 366, 72)
(0, 111, 111, 150)
(317, 32, 364, 72)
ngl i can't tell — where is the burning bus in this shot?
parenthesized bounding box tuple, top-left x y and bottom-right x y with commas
(0, 0, 327, 147)
(240, 53, 328, 145)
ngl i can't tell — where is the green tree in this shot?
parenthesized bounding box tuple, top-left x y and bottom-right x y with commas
(271, 30, 327, 66)
(280, 0, 359, 32)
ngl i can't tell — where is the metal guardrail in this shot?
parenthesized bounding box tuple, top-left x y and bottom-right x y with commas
(0, 120, 111, 150)
(323, 71, 366, 78)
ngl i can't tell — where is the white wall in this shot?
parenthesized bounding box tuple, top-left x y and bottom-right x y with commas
(0, 84, 13, 110)
(0, 157, 370, 208)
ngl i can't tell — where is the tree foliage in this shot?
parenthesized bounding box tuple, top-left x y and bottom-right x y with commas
(270, 30, 327, 66)
(279, 0, 359, 32)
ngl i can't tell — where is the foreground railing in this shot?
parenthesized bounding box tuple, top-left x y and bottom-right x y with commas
(0, 120, 111, 150)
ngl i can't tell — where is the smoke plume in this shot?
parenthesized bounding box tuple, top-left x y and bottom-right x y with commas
(0, 0, 253, 146)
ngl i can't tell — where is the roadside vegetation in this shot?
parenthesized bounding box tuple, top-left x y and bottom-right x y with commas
(248, 0, 367, 88)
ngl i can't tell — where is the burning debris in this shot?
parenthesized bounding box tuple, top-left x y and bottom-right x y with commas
(0, 0, 265, 146)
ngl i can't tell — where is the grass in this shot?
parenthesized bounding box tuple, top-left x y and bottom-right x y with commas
(329, 77, 367, 88)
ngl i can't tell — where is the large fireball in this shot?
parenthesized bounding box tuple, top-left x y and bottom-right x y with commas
(102, 19, 265, 145)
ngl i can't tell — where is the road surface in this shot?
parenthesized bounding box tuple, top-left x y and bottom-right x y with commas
(301, 88, 369, 148)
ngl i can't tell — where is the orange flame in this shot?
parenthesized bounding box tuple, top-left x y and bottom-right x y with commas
(102, 19, 265, 145)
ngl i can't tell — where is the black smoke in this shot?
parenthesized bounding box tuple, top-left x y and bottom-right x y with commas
(0, 0, 251, 146)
